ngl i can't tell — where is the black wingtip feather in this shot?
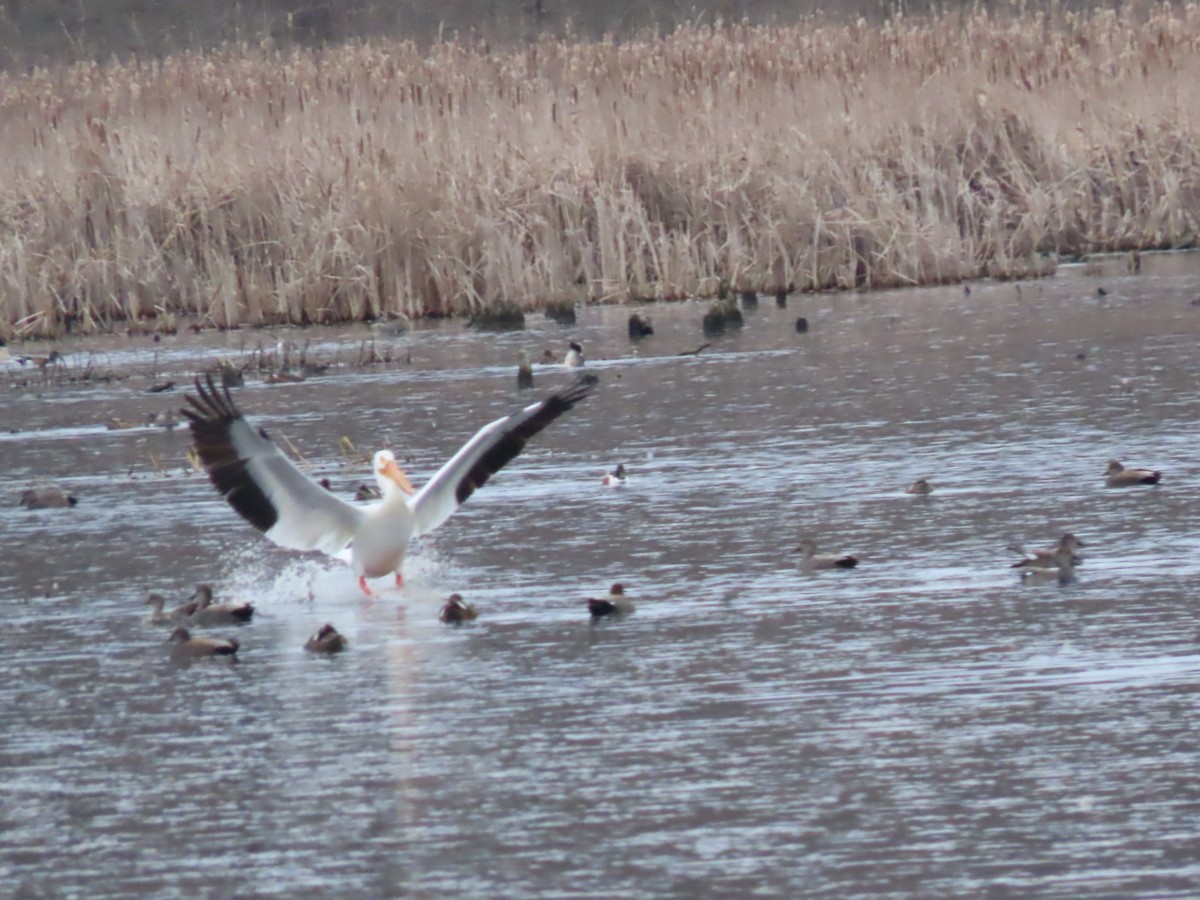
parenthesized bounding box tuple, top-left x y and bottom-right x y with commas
(182, 374, 280, 534)
(454, 374, 599, 506)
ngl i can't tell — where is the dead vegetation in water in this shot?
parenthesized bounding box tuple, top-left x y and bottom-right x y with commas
(0, 4, 1198, 337)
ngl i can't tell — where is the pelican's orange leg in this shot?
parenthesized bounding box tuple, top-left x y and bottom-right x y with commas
(358, 576, 376, 598)
(394, 572, 404, 589)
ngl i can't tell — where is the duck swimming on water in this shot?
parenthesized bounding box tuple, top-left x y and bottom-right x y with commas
(1016, 546, 1077, 585)
(439, 594, 478, 624)
(145, 592, 201, 624)
(304, 623, 348, 654)
(1010, 533, 1085, 570)
(189, 584, 255, 625)
(794, 538, 858, 571)
(1105, 460, 1161, 487)
(587, 583, 635, 617)
(19, 486, 77, 509)
(168, 627, 239, 661)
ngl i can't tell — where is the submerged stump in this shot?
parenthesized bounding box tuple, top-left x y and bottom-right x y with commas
(703, 300, 744, 336)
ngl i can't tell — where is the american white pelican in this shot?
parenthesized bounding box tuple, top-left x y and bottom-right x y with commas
(601, 463, 627, 487)
(189, 584, 255, 624)
(794, 538, 859, 571)
(1106, 459, 1162, 486)
(304, 623, 348, 654)
(587, 583, 634, 617)
(439, 593, 478, 624)
(168, 627, 239, 661)
(517, 349, 534, 390)
(1010, 534, 1085, 570)
(564, 341, 584, 367)
(183, 373, 599, 596)
(905, 478, 933, 495)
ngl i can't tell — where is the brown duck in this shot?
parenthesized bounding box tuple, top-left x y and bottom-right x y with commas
(190, 584, 255, 625)
(304, 623, 348, 654)
(145, 592, 201, 624)
(1105, 460, 1161, 487)
(439, 593, 478, 624)
(168, 627, 239, 661)
(794, 538, 858, 571)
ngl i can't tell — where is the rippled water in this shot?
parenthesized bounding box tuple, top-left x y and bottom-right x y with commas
(5, 255, 1200, 897)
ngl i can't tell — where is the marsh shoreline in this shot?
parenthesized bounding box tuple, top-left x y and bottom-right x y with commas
(2, 5, 1198, 338)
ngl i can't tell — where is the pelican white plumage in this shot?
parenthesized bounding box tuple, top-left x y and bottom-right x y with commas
(183, 372, 599, 596)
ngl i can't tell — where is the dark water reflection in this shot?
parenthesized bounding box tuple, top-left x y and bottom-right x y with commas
(4, 255, 1200, 896)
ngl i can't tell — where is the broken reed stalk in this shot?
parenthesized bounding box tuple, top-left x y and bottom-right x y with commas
(1, 3, 1198, 337)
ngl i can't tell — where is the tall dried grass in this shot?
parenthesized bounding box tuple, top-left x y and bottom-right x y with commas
(1, 4, 1198, 337)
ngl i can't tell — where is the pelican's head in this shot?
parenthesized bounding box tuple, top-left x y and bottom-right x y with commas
(374, 450, 414, 496)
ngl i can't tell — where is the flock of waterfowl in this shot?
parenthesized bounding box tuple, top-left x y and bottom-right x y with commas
(136, 439, 1160, 663)
(131, 363, 612, 663)
(901, 462, 1161, 586)
(11, 332, 633, 664)
(793, 457, 1159, 588)
(145, 584, 253, 626)
(790, 459, 1158, 588)
(146, 583, 262, 662)
(149, 576, 467, 660)
(10, 299, 1167, 664)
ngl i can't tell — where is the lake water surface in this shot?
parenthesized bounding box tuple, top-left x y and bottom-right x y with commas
(4, 255, 1200, 897)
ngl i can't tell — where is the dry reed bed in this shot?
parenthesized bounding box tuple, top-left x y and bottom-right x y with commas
(1, 5, 1198, 337)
